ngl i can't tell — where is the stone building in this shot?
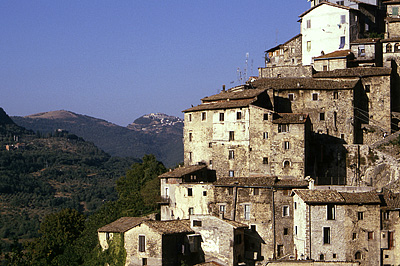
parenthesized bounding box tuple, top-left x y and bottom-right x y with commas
(265, 34, 303, 68)
(292, 189, 381, 266)
(350, 38, 382, 67)
(313, 50, 355, 71)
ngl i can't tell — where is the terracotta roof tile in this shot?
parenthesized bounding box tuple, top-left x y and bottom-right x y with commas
(183, 98, 256, 113)
(98, 217, 149, 233)
(201, 88, 266, 102)
(159, 165, 207, 178)
(273, 113, 308, 124)
(294, 189, 381, 204)
(252, 77, 359, 90)
(313, 67, 391, 78)
(313, 50, 352, 60)
(144, 220, 194, 235)
(214, 176, 308, 188)
(340, 192, 381, 204)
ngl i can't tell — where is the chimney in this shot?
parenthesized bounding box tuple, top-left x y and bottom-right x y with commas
(305, 176, 315, 190)
(222, 85, 226, 92)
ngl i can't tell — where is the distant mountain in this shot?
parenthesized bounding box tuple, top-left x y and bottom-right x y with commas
(12, 110, 183, 167)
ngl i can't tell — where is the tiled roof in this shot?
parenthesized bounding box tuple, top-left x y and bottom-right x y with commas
(201, 88, 267, 102)
(220, 218, 248, 229)
(351, 38, 380, 44)
(273, 113, 308, 124)
(382, 190, 400, 209)
(294, 189, 380, 204)
(313, 50, 352, 60)
(144, 220, 194, 235)
(252, 77, 359, 90)
(159, 165, 207, 178)
(183, 98, 256, 113)
(299, 2, 353, 18)
(214, 176, 308, 188)
(381, 36, 400, 42)
(313, 67, 391, 78)
(194, 262, 224, 266)
(98, 217, 149, 233)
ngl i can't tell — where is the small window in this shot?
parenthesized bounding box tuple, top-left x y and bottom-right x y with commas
(295, 226, 298, 235)
(283, 206, 289, 217)
(193, 220, 202, 227)
(209, 160, 212, 165)
(353, 233, 357, 240)
(263, 113, 268, 120)
(201, 112, 206, 121)
(284, 228, 289, 235)
(229, 170, 234, 177)
(307, 41, 311, 52)
(189, 152, 192, 161)
(251, 224, 256, 231)
(288, 93, 294, 101)
(333, 91, 338, 99)
(229, 150, 235, 160)
(263, 132, 268, 139)
(340, 14, 346, 24)
(307, 19, 311, 28)
(365, 85, 370, 92)
(355, 251, 362, 260)
(341, 134, 345, 139)
(219, 113, 224, 121)
(277, 245, 284, 257)
(323, 65, 328, 71)
(237, 112, 242, 120)
(383, 211, 390, 220)
(189, 207, 194, 215)
(188, 114, 192, 122)
(203, 191, 207, 196)
(229, 131, 235, 141)
(323, 227, 331, 244)
(393, 6, 399, 16)
(320, 254, 325, 261)
(228, 187, 233, 195)
(368, 231, 374, 240)
(278, 124, 289, 133)
(284, 141, 290, 150)
(320, 112, 325, 121)
(339, 36, 345, 49)
(244, 204, 251, 220)
(142, 258, 147, 266)
(358, 212, 364, 220)
(209, 142, 212, 148)
(253, 188, 259, 195)
(139, 235, 146, 252)
(189, 132, 192, 142)
(386, 43, 393, 53)
(327, 204, 335, 220)
(219, 205, 226, 213)
(312, 93, 318, 101)
(188, 188, 193, 196)
(263, 157, 269, 164)
(294, 202, 297, 209)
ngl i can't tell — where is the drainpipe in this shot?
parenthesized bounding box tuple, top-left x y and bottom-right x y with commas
(272, 189, 276, 260)
(309, 205, 312, 260)
(232, 186, 239, 221)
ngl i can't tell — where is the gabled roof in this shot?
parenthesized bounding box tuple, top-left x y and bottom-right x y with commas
(143, 220, 194, 235)
(201, 88, 267, 102)
(265, 34, 302, 53)
(183, 98, 256, 113)
(273, 113, 308, 124)
(252, 77, 359, 90)
(214, 176, 308, 188)
(293, 189, 381, 204)
(159, 165, 207, 178)
(313, 50, 352, 60)
(98, 217, 149, 233)
(299, 2, 354, 18)
(313, 67, 392, 78)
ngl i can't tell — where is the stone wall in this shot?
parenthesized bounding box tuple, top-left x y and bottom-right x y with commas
(259, 65, 313, 78)
(313, 58, 347, 72)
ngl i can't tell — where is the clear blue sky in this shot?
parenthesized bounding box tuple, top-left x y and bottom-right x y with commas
(0, 1, 309, 126)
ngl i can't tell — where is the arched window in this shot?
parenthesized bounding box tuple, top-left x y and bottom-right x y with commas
(387, 43, 393, 53)
(395, 43, 400, 52)
(284, 160, 291, 168)
(355, 251, 362, 260)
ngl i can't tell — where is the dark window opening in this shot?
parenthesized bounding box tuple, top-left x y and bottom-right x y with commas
(237, 112, 242, 120)
(202, 112, 206, 121)
(219, 113, 224, 121)
(263, 157, 268, 164)
(142, 258, 147, 266)
(284, 228, 289, 235)
(229, 131, 235, 141)
(320, 112, 325, 121)
(327, 204, 335, 220)
(323, 227, 330, 244)
(139, 235, 145, 252)
(193, 220, 202, 227)
(312, 93, 318, 101)
(188, 188, 193, 196)
(358, 212, 364, 220)
(263, 113, 268, 120)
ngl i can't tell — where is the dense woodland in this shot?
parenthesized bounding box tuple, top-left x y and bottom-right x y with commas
(0, 109, 167, 265)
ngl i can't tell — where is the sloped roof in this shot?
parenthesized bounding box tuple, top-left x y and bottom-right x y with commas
(294, 189, 380, 204)
(194, 262, 224, 266)
(313, 67, 391, 78)
(183, 98, 256, 113)
(98, 217, 149, 233)
(201, 88, 267, 102)
(381, 36, 400, 42)
(252, 77, 359, 90)
(313, 50, 352, 60)
(273, 113, 308, 124)
(159, 165, 207, 178)
(221, 219, 248, 229)
(299, 2, 354, 18)
(144, 220, 194, 235)
(351, 38, 380, 44)
(265, 34, 302, 53)
(214, 176, 308, 188)
(383, 0, 400, 4)
(382, 190, 400, 209)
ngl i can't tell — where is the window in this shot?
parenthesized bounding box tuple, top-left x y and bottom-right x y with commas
(288, 93, 294, 101)
(263, 113, 268, 120)
(219, 112, 224, 121)
(165, 187, 169, 198)
(139, 235, 145, 252)
(237, 111, 242, 120)
(229, 131, 235, 141)
(395, 43, 400, 52)
(253, 188, 259, 195)
(306, 19, 311, 28)
(333, 91, 338, 99)
(339, 36, 345, 49)
(189, 152, 192, 162)
(327, 204, 335, 220)
(365, 84, 370, 92)
(320, 112, 325, 121)
(383, 211, 390, 220)
(189, 207, 194, 215)
(337, 1, 344, 5)
(244, 204, 251, 220)
(389, 231, 394, 249)
(393, 6, 399, 16)
(284, 141, 290, 150)
(193, 220, 202, 227)
(189, 132, 192, 142)
(323, 65, 328, 71)
(341, 134, 345, 139)
(219, 204, 226, 213)
(312, 93, 318, 101)
(263, 132, 268, 139)
(283, 206, 289, 217)
(278, 124, 289, 133)
(106, 232, 110, 240)
(188, 188, 193, 196)
(209, 160, 212, 165)
(263, 157, 269, 164)
(284, 228, 289, 235)
(229, 170, 234, 177)
(295, 226, 298, 235)
(228, 187, 233, 195)
(368, 231, 374, 240)
(209, 142, 212, 148)
(277, 245, 284, 257)
(188, 114, 192, 122)
(307, 41, 311, 52)
(340, 14, 346, 24)
(203, 191, 207, 196)
(294, 202, 297, 209)
(323, 227, 331, 244)
(320, 254, 325, 261)
(201, 112, 206, 121)
(251, 225, 257, 231)
(142, 258, 147, 266)
(357, 211, 364, 220)
(229, 150, 235, 160)
(355, 251, 361, 260)
(358, 45, 366, 57)
(386, 43, 392, 53)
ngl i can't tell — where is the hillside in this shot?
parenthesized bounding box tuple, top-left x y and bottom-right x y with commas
(0, 108, 138, 246)
(12, 110, 183, 167)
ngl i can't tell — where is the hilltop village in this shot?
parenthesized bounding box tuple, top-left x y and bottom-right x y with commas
(98, 1, 400, 265)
